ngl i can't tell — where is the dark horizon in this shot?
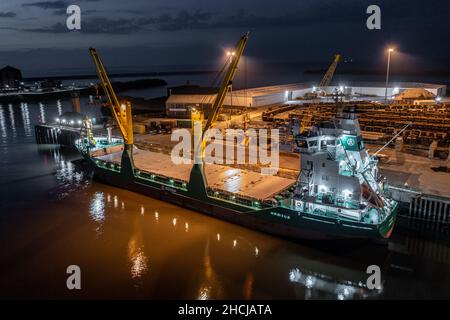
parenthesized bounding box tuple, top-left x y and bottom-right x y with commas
(1, 0, 449, 77)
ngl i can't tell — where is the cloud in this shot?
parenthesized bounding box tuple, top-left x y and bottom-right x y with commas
(22, 1, 68, 9)
(18, 0, 450, 35)
(22, 10, 213, 34)
(0, 12, 17, 18)
(23, 18, 144, 34)
(22, 0, 101, 10)
(148, 10, 213, 31)
(52, 8, 97, 15)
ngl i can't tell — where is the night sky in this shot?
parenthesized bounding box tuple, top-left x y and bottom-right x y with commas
(0, 0, 449, 76)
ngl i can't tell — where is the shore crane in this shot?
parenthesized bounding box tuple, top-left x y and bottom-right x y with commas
(89, 47, 135, 178)
(317, 54, 341, 96)
(304, 54, 341, 99)
(188, 32, 249, 200)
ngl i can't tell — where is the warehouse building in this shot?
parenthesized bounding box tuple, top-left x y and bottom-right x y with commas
(325, 82, 446, 98)
(0, 66, 22, 89)
(166, 83, 311, 118)
(166, 82, 446, 118)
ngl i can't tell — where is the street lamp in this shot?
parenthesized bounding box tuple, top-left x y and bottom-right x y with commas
(385, 48, 394, 105)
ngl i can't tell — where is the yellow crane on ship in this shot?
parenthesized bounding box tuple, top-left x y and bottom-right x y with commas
(89, 47, 135, 177)
(189, 32, 249, 199)
(86, 33, 248, 187)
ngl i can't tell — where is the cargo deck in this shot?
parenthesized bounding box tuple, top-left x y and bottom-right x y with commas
(96, 148, 296, 200)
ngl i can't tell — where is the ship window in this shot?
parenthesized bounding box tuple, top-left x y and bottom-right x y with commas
(322, 162, 325, 168)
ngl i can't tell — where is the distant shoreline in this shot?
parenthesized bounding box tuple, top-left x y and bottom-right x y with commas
(23, 70, 215, 82)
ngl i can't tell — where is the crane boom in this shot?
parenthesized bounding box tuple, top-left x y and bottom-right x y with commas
(202, 32, 249, 137)
(188, 33, 249, 200)
(89, 47, 133, 145)
(318, 54, 340, 95)
(195, 32, 248, 161)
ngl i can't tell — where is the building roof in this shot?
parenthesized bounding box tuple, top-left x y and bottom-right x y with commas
(394, 88, 436, 100)
(0, 66, 21, 73)
(232, 83, 310, 97)
(167, 94, 217, 105)
(343, 81, 446, 89)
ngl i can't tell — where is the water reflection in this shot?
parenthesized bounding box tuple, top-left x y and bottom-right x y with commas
(8, 104, 16, 137)
(20, 103, 31, 137)
(39, 102, 46, 124)
(0, 105, 6, 140)
(128, 237, 148, 280)
(128, 216, 149, 282)
(289, 267, 382, 300)
(53, 158, 88, 199)
(56, 100, 62, 116)
(89, 192, 105, 223)
(197, 239, 223, 300)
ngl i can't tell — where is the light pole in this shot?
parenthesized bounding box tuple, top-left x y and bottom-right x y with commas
(384, 48, 394, 105)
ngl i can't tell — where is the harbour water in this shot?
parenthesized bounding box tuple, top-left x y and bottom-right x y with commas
(1, 85, 450, 299)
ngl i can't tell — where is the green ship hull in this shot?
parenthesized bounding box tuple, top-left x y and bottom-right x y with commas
(83, 154, 397, 241)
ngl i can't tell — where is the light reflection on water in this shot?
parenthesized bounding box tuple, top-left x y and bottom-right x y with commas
(89, 192, 105, 223)
(128, 237, 148, 280)
(8, 104, 16, 137)
(0, 99, 450, 299)
(0, 105, 6, 140)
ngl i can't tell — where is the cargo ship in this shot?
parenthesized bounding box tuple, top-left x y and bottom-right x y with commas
(75, 34, 397, 241)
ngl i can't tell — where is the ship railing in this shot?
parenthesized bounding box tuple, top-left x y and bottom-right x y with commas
(207, 188, 270, 209)
(94, 159, 121, 172)
(135, 169, 188, 191)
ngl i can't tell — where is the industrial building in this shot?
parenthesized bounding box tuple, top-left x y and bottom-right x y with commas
(166, 83, 311, 118)
(325, 82, 446, 98)
(166, 82, 446, 118)
(0, 66, 22, 89)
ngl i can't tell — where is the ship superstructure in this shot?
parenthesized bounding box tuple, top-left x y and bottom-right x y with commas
(293, 112, 396, 232)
